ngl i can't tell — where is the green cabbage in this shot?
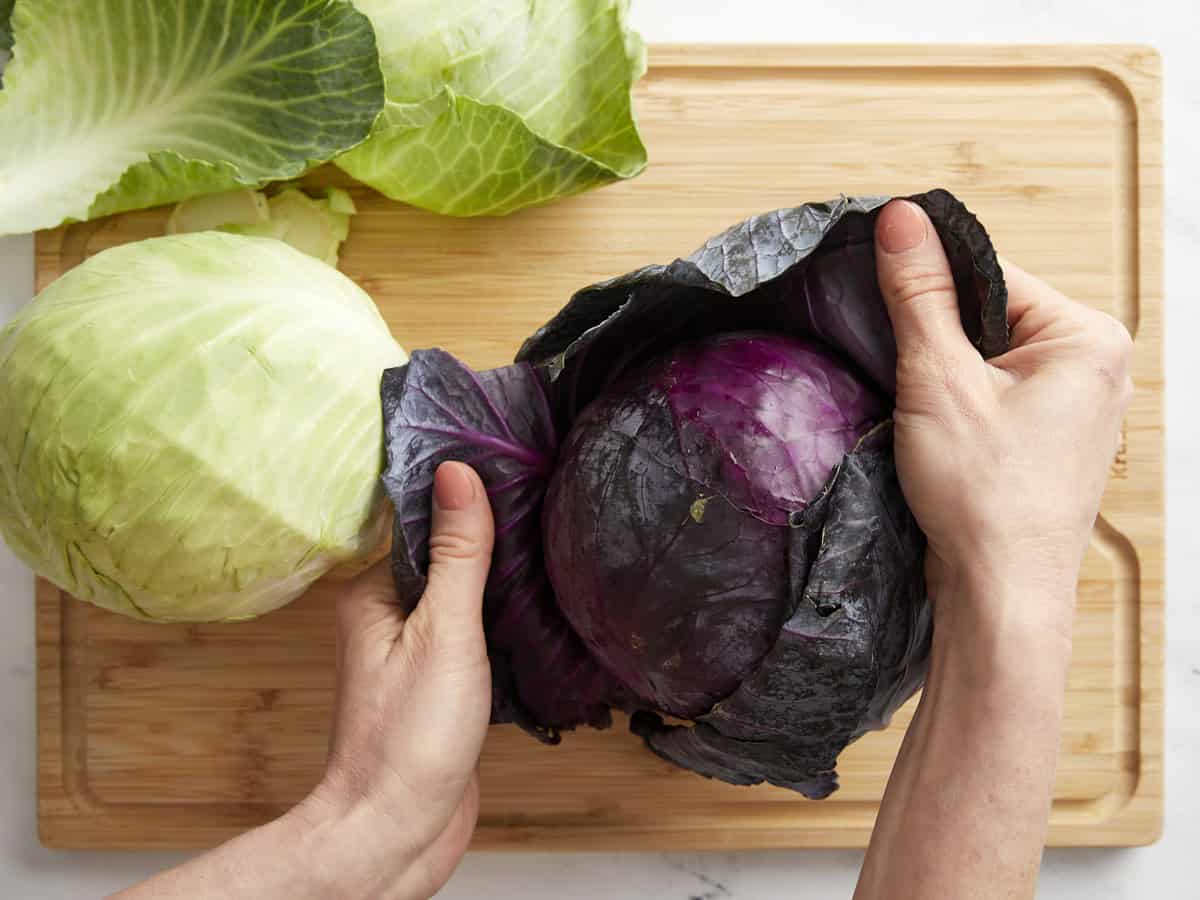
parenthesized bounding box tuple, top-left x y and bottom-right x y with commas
(336, 0, 648, 216)
(0, 233, 405, 621)
(0, 0, 384, 235)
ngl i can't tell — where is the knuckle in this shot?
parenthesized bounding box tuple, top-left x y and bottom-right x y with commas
(1118, 375, 1135, 411)
(897, 347, 988, 426)
(429, 527, 484, 563)
(887, 264, 957, 308)
(1054, 312, 1134, 397)
(896, 335, 950, 385)
(1090, 314, 1134, 369)
(399, 603, 488, 688)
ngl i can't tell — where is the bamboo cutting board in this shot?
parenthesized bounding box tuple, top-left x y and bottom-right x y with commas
(34, 45, 1163, 850)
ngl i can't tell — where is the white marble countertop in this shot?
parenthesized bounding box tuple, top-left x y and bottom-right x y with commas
(2, 1, 1197, 897)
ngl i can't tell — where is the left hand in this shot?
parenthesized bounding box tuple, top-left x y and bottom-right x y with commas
(307, 461, 495, 898)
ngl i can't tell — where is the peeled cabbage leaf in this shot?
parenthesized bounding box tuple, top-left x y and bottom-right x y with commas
(336, 0, 647, 216)
(0, 0, 384, 236)
(239, 188, 357, 267)
(0, 233, 405, 622)
(382, 350, 628, 737)
(382, 188, 1007, 793)
(168, 187, 358, 267)
(166, 189, 272, 235)
(521, 191, 1008, 413)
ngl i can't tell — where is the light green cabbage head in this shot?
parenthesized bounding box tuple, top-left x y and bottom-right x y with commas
(0, 0, 384, 236)
(336, 0, 648, 216)
(0, 233, 405, 621)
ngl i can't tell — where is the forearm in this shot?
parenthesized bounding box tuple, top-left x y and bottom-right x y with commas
(855, 573, 1075, 900)
(111, 793, 423, 900)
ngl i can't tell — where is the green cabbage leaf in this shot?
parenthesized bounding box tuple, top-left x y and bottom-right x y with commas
(0, 0, 384, 235)
(0, 0, 14, 54)
(336, 0, 647, 216)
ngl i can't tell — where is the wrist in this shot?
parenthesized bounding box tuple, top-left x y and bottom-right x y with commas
(278, 786, 424, 900)
(926, 616, 1074, 738)
(927, 550, 1080, 646)
(927, 563, 1077, 693)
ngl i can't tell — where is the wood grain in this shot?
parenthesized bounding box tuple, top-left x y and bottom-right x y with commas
(34, 44, 1163, 850)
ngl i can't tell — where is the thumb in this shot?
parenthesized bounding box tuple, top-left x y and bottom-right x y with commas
(874, 199, 974, 367)
(415, 461, 495, 637)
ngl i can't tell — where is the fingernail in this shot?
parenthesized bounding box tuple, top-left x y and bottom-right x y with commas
(434, 462, 476, 511)
(878, 200, 928, 254)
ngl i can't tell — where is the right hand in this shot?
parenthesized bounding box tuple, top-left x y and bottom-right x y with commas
(873, 200, 1133, 640)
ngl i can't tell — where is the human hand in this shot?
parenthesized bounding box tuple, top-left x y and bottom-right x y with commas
(305, 461, 495, 899)
(874, 199, 1133, 639)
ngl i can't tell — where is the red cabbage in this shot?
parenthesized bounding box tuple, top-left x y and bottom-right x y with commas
(382, 189, 1007, 795)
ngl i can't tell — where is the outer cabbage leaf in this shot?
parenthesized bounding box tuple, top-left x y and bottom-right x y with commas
(630, 423, 932, 798)
(0, 0, 384, 235)
(336, 0, 647, 216)
(519, 190, 1007, 412)
(0, 233, 405, 621)
(381, 350, 628, 738)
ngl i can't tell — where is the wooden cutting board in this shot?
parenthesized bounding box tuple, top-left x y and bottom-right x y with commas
(34, 45, 1163, 850)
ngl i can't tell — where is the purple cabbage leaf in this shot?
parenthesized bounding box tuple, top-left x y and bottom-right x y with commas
(381, 350, 626, 739)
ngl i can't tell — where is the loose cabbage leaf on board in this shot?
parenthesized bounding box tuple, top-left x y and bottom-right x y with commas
(336, 0, 648, 216)
(167, 186, 358, 267)
(228, 187, 356, 267)
(0, 0, 384, 235)
(383, 189, 1007, 794)
(0, 233, 405, 622)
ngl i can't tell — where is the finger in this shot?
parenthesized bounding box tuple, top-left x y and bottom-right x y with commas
(998, 257, 1076, 328)
(413, 462, 495, 638)
(335, 559, 402, 668)
(874, 200, 976, 368)
(995, 257, 1111, 363)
